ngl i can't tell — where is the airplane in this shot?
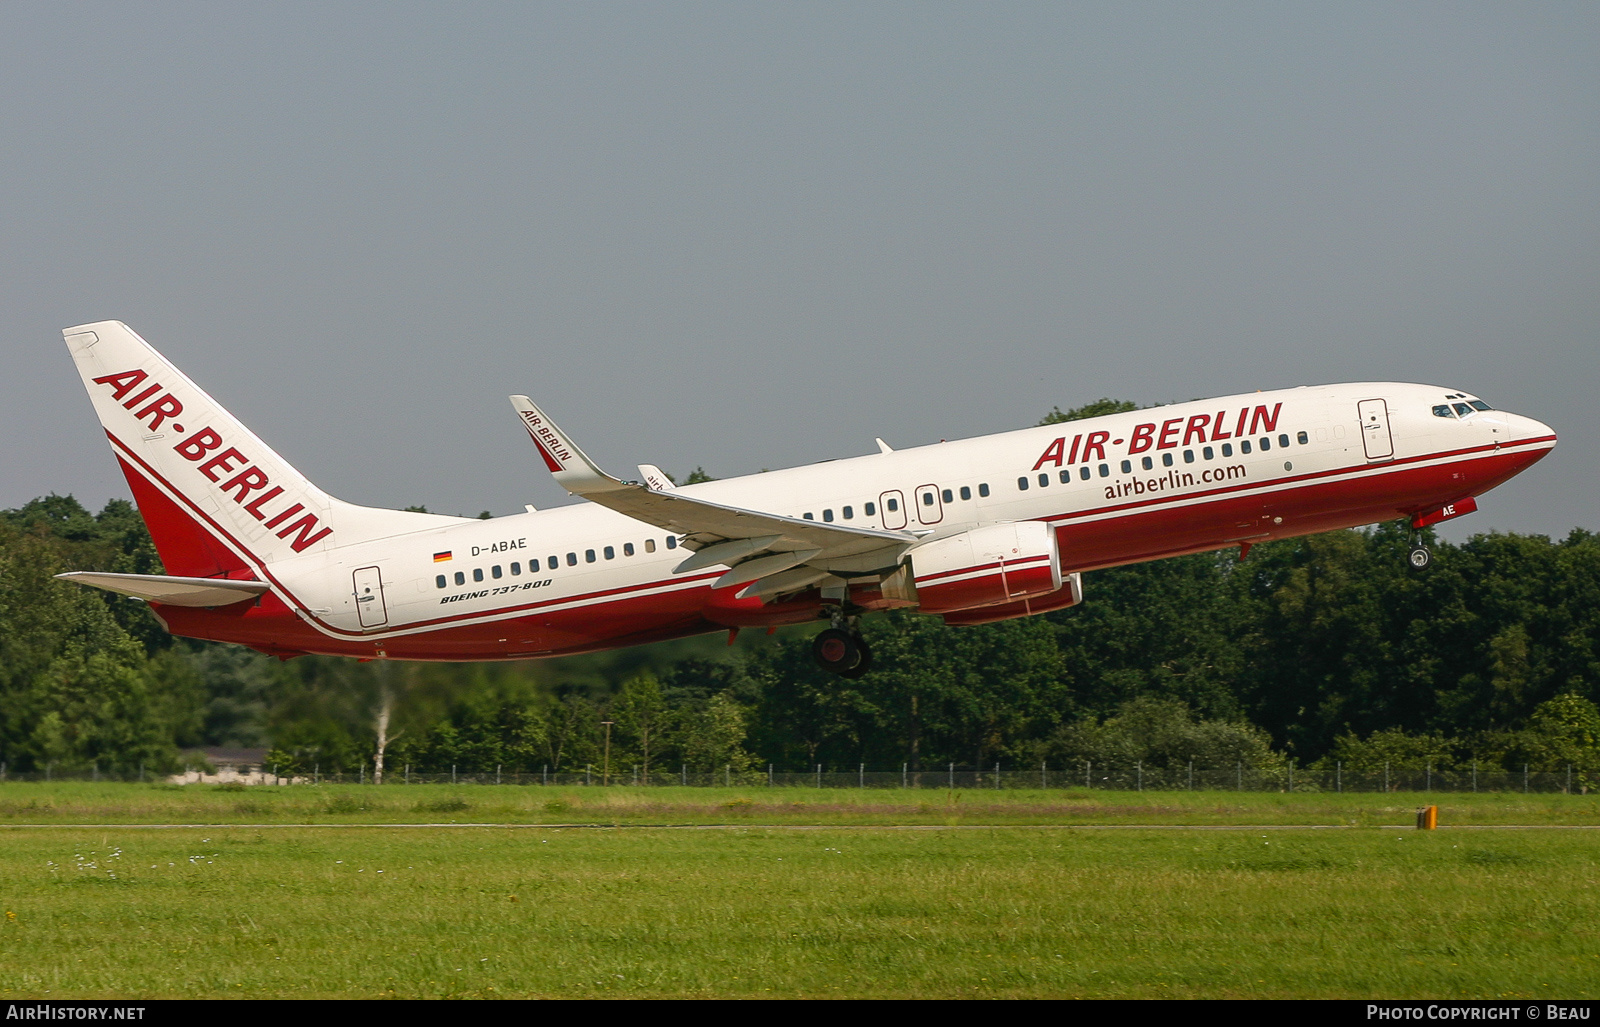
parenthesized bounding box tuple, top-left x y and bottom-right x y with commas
(56, 320, 1557, 677)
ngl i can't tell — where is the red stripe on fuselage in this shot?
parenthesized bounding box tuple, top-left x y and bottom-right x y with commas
(113, 427, 1553, 660)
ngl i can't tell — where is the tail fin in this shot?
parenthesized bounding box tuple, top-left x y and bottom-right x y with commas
(63, 321, 461, 576)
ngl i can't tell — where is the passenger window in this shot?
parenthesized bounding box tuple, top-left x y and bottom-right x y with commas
(1058, 471, 1069, 484)
(473, 568, 484, 582)
(1099, 464, 1109, 477)
(942, 489, 953, 503)
(865, 501, 877, 516)
(887, 498, 899, 512)
(624, 543, 634, 556)
(567, 553, 578, 566)
(666, 537, 677, 549)
(960, 486, 972, 500)
(1221, 443, 1233, 457)
(604, 546, 614, 560)
(1203, 446, 1214, 460)
(435, 575, 447, 589)
(1433, 405, 1455, 418)
(511, 562, 521, 575)
(1241, 440, 1252, 454)
(1079, 466, 1090, 481)
(585, 550, 596, 563)
(1121, 460, 1132, 474)
(492, 565, 502, 579)
(823, 509, 834, 522)
(804, 512, 814, 520)
(1279, 434, 1289, 448)
(1017, 476, 1029, 491)
(978, 484, 990, 497)
(1259, 437, 1270, 451)
(1037, 474, 1049, 488)
(1183, 450, 1195, 464)
(1139, 457, 1150, 471)
(644, 539, 656, 553)
(1297, 431, 1308, 445)
(843, 506, 854, 519)
(1162, 452, 1173, 467)
(454, 571, 465, 586)
(548, 556, 558, 570)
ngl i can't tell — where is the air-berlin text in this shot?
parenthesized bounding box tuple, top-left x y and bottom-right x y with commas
(1033, 404, 1283, 471)
(93, 369, 332, 552)
(518, 410, 573, 474)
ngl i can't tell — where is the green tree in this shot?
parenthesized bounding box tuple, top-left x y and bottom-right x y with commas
(678, 692, 757, 773)
(612, 672, 670, 780)
(1046, 697, 1280, 788)
(1320, 728, 1456, 788)
(1038, 398, 1139, 425)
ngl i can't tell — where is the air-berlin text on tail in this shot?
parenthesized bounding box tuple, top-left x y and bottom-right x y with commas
(92, 369, 332, 552)
(1032, 404, 1284, 470)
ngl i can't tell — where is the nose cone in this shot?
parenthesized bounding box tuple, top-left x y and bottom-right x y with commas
(1510, 412, 1557, 448)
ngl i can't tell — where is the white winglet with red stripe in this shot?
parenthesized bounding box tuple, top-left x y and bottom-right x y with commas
(507, 395, 918, 585)
(508, 396, 631, 495)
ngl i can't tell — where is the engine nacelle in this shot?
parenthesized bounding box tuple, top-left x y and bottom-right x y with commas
(941, 572, 1083, 626)
(909, 520, 1061, 615)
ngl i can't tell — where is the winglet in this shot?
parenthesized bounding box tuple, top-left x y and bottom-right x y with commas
(638, 464, 677, 492)
(508, 397, 629, 495)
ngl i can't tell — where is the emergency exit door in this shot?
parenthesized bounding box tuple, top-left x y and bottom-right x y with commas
(353, 566, 388, 628)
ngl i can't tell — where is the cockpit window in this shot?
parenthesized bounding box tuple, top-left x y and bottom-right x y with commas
(1453, 403, 1474, 417)
(1433, 405, 1455, 418)
(1469, 400, 1491, 411)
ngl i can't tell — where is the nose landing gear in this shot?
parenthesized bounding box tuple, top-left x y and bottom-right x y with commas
(812, 609, 872, 678)
(1407, 530, 1432, 572)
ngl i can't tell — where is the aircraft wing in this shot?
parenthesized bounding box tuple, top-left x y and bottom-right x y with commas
(509, 397, 916, 591)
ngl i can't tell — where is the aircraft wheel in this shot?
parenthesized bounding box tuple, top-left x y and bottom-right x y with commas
(839, 637, 873, 679)
(812, 628, 862, 675)
(1408, 546, 1432, 572)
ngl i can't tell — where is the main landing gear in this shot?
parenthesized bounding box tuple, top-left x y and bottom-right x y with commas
(812, 610, 872, 678)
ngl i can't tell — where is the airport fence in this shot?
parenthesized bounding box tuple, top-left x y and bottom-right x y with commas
(1, 759, 1593, 794)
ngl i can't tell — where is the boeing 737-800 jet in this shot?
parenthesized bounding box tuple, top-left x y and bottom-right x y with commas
(57, 321, 1556, 677)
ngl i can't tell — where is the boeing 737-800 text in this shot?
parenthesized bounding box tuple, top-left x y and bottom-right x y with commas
(57, 321, 1557, 677)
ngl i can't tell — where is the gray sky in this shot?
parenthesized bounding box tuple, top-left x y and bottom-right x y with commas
(3, 2, 1595, 543)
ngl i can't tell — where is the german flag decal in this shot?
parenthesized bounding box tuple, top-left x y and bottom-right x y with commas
(433, 551, 452, 562)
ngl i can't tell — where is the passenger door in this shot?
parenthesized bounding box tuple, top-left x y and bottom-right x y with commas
(1357, 399, 1394, 461)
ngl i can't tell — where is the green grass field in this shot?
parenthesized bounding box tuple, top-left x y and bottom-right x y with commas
(2, 780, 1596, 826)
(1, 784, 1596, 998)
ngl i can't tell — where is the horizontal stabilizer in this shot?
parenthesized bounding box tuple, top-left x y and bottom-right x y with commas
(56, 571, 269, 607)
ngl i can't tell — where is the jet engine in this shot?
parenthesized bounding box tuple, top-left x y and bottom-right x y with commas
(940, 572, 1083, 626)
(908, 520, 1062, 615)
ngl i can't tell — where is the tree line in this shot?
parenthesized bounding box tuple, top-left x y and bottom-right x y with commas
(3, 452, 1597, 784)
